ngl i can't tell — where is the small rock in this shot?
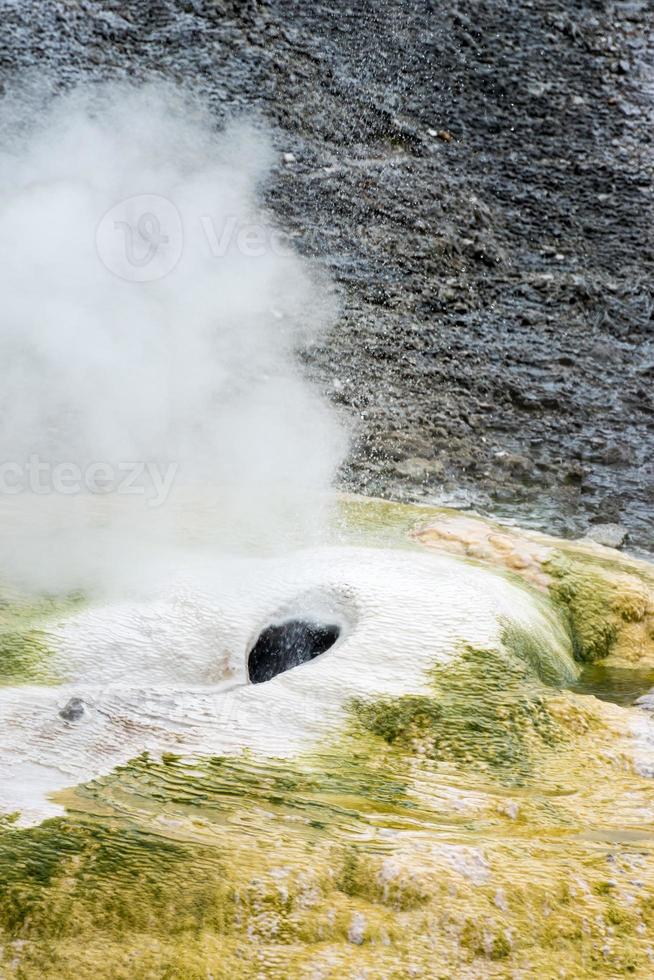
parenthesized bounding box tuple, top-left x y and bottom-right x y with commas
(497, 452, 532, 473)
(59, 697, 86, 722)
(594, 443, 633, 466)
(563, 462, 584, 485)
(584, 523, 629, 550)
(282, 152, 296, 163)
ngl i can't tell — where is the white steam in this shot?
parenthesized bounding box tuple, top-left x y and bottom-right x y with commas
(0, 84, 346, 593)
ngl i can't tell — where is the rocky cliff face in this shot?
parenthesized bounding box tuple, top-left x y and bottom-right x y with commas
(4, 0, 651, 550)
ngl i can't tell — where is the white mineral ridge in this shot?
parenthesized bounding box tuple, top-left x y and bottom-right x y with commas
(0, 545, 566, 824)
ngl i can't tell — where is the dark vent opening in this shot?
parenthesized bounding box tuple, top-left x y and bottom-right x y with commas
(248, 619, 340, 684)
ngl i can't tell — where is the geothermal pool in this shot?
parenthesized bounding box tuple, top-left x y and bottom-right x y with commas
(2, 497, 654, 977)
(0, 82, 653, 978)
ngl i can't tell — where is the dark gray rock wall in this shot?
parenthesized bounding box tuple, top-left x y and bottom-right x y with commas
(2, 0, 652, 549)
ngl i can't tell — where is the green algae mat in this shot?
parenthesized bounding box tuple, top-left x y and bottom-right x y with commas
(1, 498, 654, 978)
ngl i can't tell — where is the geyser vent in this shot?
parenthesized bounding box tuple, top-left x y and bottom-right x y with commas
(248, 619, 340, 684)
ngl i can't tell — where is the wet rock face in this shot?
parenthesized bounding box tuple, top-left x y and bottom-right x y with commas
(248, 620, 340, 684)
(1, 2, 652, 552)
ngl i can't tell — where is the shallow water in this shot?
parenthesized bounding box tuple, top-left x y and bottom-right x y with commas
(571, 664, 654, 707)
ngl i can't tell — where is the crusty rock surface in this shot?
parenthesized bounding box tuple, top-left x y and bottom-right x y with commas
(3, 0, 652, 549)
